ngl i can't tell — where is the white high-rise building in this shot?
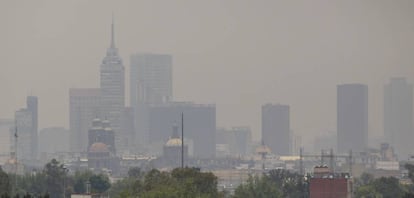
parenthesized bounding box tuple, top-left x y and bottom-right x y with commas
(100, 18, 125, 153)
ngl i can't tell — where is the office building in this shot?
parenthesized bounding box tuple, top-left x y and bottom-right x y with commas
(14, 109, 34, 161)
(26, 96, 38, 158)
(261, 104, 290, 155)
(0, 119, 13, 164)
(69, 88, 101, 152)
(119, 107, 135, 153)
(130, 53, 172, 148)
(384, 78, 413, 159)
(337, 84, 368, 153)
(148, 102, 216, 158)
(130, 53, 172, 106)
(100, 19, 125, 152)
(216, 127, 252, 157)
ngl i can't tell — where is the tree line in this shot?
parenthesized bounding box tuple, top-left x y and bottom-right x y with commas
(4, 159, 414, 197)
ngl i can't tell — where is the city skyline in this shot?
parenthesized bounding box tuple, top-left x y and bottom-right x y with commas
(1, 1, 414, 146)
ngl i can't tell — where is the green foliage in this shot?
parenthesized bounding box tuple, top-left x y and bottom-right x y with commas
(109, 167, 221, 198)
(89, 174, 111, 193)
(0, 167, 10, 195)
(234, 175, 281, 198)
(43, 159, 67, 198)
(355, 173, 405, 198)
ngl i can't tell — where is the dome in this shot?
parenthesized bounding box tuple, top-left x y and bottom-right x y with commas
(89, 142, 110, 153)
(165, 138, 182, 147)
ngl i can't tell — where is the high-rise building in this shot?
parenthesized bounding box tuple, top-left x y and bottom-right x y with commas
(100, 18, 125, 153)
(130, 53, 172, 106)
(14, 108, 34, 161)
(69, 88, 101, 152)
(130, 53, 172, 149)
(337, 84, 368, 153)
(148, 102, 216, 158)
(384, 78, 413, 159)
(261, 104, 290, 155)
(26, 96, 38, 158)
(11, 96, 38, 161)
(0, 119, 13, 164)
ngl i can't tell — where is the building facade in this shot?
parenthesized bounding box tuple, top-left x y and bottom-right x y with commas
(14, 109, 34, 161)
(384, 78, 413, 159)
(337, 84, 368, 154)
(69, 88, 101, 152)
(100, 19, 125, 153)
(261, 104, 290, 155)
(130, 53, 172, 149)
(148, 102, 216, 159)
(130, 53, 172, 106)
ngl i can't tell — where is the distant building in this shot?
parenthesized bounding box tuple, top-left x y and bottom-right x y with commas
(0, 119, 13, 164)
(384, 78, 413, 159)
(216, 127, 252, 157)
(119, 107, 135, 153)
(88, 118, 116, 154)
(261, 104, 290, 155)
(130, 53, 172, 149)
(148, 102, 216, 158)
(87, 119, 119, 174)
(38, 127, 69, 154)
(130, 53, 172, 106)
(163, 124, 188, 167)
(69, 88, 101, 152)
(100, 18, 125, 153)
(337, 84, 368, 154)
(26, 96, 38, 158)
(14, 108, 34, 161)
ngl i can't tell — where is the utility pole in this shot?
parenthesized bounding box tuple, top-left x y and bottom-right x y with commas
(13, 120, 18, 196)
(181, 112, 184, 169)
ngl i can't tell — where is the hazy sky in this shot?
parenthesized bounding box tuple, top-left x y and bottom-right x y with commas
(1, 0, 413, 146)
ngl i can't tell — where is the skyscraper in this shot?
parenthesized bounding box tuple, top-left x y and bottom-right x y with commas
(130, 53, 172, 106)
(26, 96, 38, 159)
(337, 84, 368, 153)
(69, 88, 101, 152)
(100, 18, 125, 152)
(130, 53, 172, 148)
(261, 104, 290, 155)
(384, 78, 413, 159)
(14, 108, 34, 161)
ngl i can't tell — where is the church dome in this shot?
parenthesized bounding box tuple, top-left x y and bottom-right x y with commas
(165, 138, 182, 147)
(89, 142, 110, 153)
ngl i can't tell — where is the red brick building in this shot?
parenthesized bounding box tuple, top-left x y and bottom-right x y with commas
(309, 166, 352, 198)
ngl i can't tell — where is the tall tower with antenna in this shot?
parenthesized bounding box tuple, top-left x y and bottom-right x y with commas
(100, 15, 125, 154)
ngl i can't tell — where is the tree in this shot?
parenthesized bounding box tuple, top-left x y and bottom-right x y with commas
(0, 167, 10, 195)
(89, 174, 111, 193)
(233, 175, 281, 198)
(43, 159, 67, 198)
